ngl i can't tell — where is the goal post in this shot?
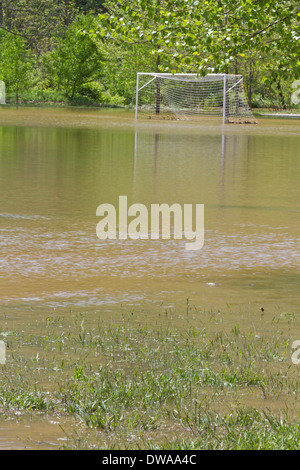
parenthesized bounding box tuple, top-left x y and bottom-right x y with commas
(135, 73, 256, 124)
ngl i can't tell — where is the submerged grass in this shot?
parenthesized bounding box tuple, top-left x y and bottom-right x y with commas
(0, 308, 300, 449)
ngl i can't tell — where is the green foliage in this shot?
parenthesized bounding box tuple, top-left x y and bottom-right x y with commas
(0, 31, 35, 103)
(87, 0, 300, 107)
(101, 42, 167, 105)
(0, 0, 299, 107)
(74, 0, 106, 13)
(0, 0, 79, 52)
(78, 81, 125, 106)
(20, 86, 67, 104)
(44, 15, 104, 100)
(94, 0, 300, 75)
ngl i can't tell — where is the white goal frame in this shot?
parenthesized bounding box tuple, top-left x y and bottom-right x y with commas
(135, 73, 255, 124)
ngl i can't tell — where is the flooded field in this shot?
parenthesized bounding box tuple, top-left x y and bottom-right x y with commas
(0, 107, 299, 448)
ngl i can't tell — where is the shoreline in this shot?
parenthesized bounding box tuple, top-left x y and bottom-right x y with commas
(1, 102, 300, 117)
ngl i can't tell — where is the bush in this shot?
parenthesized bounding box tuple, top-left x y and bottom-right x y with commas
(20, 86, 66, 103)
(78, 81, 126, 106)
(0, 31, 35, 104)
(251, 94, 283, 109)
(44, 14, 105, 101)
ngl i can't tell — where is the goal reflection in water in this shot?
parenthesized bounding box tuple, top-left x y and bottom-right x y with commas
(133, 128, 240, 201)
(132, 124, 299, 314)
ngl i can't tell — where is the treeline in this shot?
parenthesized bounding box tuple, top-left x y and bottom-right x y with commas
(0, 0, 299, 109)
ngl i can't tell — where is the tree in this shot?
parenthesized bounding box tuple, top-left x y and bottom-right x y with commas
(87, 0, 300, 109)
(0, 30, 34, 103)
(74, 0, 106, 13)
(44, 15, 105, 100)
(0, 0, 78, 53)
(101, 41, 159, 104)
(98, 0, 183, 73)
(95, 0, 300, 76)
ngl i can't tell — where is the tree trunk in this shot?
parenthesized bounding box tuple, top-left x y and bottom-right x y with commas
(16, 80, 19, 106)
(0, 1, 3, 26)
(277, 78, 287, 110)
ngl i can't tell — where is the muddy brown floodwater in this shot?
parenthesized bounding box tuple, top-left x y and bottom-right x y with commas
(0, 106, 299, 448)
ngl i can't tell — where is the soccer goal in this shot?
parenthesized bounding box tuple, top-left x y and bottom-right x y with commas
(135, 73, 256, 124)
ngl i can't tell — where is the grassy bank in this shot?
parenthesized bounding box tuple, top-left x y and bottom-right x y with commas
(0, 308, 300, 449)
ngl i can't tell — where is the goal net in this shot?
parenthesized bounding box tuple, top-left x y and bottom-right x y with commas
(135, 73, 256, 124)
